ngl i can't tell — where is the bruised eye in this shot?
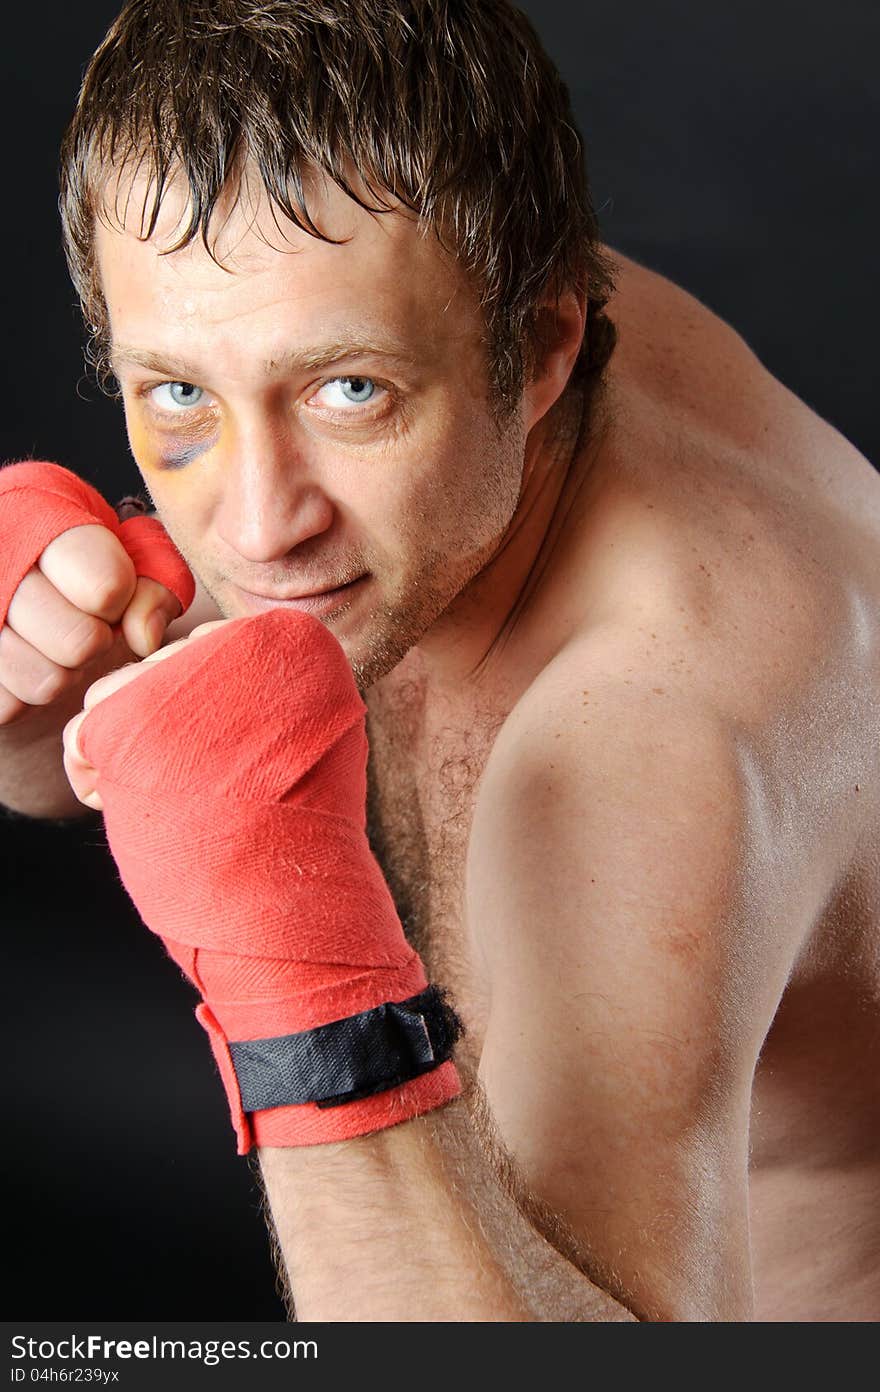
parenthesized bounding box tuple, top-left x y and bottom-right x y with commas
(150, 382, 205, 411)
(314, 376, 379, 408)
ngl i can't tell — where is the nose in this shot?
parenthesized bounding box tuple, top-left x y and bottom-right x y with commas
(214, 420, 334, 563)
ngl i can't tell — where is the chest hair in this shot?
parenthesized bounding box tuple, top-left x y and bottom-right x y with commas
(365, 681, 504, 1063)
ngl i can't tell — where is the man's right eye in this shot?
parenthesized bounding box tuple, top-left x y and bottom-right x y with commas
(150, 382, 205, 411)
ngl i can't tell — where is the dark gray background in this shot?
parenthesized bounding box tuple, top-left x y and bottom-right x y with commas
(3, 1, 877, 1318)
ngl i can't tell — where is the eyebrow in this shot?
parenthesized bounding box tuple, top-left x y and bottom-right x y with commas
(109, 341, 418, 380)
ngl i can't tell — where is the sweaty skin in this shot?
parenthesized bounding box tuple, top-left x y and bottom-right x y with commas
(363, 256, 880, 1322)
(85, 170, 880, 1321)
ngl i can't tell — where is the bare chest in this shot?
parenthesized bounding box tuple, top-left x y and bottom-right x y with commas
(364, 328, 880, 1316)
(368, 695, 880, 1322)
(365, 688, 499, 1071)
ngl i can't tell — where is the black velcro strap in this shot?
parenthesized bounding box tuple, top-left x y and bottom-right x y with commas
(228, 985, 464, 1112)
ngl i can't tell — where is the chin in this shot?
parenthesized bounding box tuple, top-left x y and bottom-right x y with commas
(341, 631, 415, 693)
(343, 585, 463, 691)
(324, 599, 416, 690)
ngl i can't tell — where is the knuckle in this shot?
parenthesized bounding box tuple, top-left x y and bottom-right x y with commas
(0, 626, 67, 707)
(32, 665, 72, 705)
(65, 532, 136, 617)
(86, 566, 131, 615)
(59, 613, 110, 668)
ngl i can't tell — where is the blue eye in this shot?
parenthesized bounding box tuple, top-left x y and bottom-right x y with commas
(316, 377, 379, 408)
(151, 382, 204, 411)
(339, 377, 374, 402)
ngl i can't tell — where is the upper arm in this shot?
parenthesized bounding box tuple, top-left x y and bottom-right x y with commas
(467, 668, 771, 1321)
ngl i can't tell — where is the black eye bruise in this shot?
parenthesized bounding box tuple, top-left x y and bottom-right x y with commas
(159, 438, 213, 470)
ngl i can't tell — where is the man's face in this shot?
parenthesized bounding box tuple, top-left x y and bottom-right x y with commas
(95, 170, 529, 687)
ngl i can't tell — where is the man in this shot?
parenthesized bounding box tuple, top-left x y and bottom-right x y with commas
(2, 0, 878, 1321)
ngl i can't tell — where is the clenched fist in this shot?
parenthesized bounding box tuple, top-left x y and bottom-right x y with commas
(62, 610, 463, 1152)
(0, 461, 195, 726)
(62, 618, 231, 809)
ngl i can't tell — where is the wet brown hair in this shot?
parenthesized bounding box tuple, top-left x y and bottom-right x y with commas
(59, 0, 618, 414)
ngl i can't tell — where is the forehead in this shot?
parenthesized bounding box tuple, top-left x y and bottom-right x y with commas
(94, 165, 480, 370)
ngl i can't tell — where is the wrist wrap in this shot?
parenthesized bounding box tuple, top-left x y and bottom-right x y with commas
(0, 461, 195, 625)
(78, 609, 463, 1151)
(229, 984, 462, 1110)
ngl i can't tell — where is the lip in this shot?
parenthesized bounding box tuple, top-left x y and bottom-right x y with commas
(232, 574, 368, 617)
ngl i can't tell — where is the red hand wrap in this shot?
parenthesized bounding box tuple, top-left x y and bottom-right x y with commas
(0, 461, 195, 626)
(78, 609, 462, 1151)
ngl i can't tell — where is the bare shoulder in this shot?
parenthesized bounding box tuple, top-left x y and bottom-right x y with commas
(576, 246, 880, 887)
(475, 554, 871, 994)
(474, 631, 763, 972)
(601, 243, 764, 422)
(467, 643, 764, 1317)
(603, 241, 880, 526)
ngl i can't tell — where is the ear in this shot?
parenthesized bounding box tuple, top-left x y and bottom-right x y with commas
(521, 289, 587, 431)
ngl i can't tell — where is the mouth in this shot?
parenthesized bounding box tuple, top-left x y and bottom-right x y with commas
(231, 574, 368, 618)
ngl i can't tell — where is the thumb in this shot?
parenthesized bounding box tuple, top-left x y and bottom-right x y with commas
(120, 574, 183, 658)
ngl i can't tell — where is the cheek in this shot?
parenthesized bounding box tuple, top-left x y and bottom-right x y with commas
(127, 412, 217, 474)
(126, 415, 154, 473)
(403, 418, 520, 535)
(125, 411, 218, 528)
(123, 416, 203, 573)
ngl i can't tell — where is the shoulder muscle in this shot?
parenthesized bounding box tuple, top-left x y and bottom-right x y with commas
(467, 658, 772, 1319)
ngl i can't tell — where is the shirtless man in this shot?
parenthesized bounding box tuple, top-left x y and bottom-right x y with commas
(2, 0, 877, 1322)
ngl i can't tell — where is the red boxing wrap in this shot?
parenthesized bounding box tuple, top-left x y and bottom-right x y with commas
(78, 610, 462, 1151)
(0, 461, 195, 626)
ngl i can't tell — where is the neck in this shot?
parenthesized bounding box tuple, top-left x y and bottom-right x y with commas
(412, 375, 613, 692)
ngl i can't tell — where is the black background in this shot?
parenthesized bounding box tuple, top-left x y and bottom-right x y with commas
(3, 1, 877, 1318)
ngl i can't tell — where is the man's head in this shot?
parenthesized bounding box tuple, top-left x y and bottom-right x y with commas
(59, 0, 619, 686)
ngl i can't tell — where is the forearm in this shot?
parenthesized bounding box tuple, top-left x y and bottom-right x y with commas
(260, 1098, 528, 1321)
(257, 1091, 635, 1323)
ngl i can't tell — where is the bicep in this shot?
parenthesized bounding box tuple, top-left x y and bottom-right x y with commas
(468, 689, 764, 1321)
